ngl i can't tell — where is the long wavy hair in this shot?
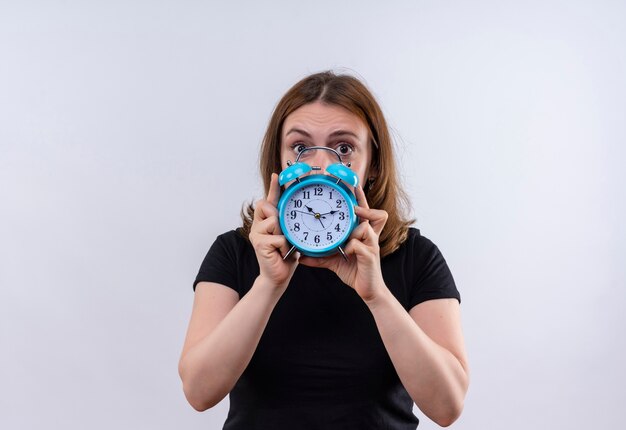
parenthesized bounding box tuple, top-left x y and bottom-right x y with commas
(240, 71, 414, 257)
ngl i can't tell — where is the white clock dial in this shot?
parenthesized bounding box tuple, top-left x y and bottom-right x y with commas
(283, 182, 352, 249)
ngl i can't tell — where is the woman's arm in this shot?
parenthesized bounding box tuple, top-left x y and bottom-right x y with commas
(179, 174, 299, 410)
(299, 185, 469, 426)
(365, 294, 469, 427)
(178, 279, 285, 411)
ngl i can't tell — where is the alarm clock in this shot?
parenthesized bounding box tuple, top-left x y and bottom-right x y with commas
(277, 146, 359, 260)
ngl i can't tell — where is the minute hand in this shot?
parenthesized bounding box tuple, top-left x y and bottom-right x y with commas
(293, 210, 317, 217)
(318, 210, 339, 217)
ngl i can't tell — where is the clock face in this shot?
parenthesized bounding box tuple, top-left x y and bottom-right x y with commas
(281, 180, 354, 253)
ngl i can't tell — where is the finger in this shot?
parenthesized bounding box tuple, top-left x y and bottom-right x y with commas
(270, 236, 295, 260)
(280, 242, 294, 259)
(254, 199, 279, 221)
(256, 234, 289, 256)
(266, 173, 281, 207)
(343, 237, 374, 260)
(355, 184, 370, 210)
(351, 221, 378, 247)
(251, 216, 281, 236)
(257, 234, 294, 261)
(285, 250, 301, 262)
(354, 206, 388, 236)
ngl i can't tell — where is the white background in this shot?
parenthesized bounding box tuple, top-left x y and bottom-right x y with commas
(1, 1, 624, 429)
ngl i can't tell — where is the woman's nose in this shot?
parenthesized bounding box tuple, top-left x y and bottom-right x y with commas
(307, 148, 335, 170)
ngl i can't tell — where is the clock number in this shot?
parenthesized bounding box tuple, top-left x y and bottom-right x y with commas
(290, 210, 297, 220)
(303, 232, 309, 240)
(294, 199, 302, 208)
(303, 191, 310, 199)
(339, 211, 345, 220)
(334, 223, 340, 232)
(329, 191, 333, 199)
(314, 187, 323, 196)
(336, 199, 342, 208)
(326, 232, 332, 241)
(294, 223, 300, 232)
(314, 235, 320, 244)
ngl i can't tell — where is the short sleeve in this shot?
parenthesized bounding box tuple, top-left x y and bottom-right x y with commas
(193, 230, 242, 293)
(408, 231, 460, 309)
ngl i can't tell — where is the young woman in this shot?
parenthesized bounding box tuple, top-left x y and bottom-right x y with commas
(179, 71, 469, 429)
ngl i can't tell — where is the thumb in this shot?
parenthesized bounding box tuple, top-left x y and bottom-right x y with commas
(267, 173, 281, 207)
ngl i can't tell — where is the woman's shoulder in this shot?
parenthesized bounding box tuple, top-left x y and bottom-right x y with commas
(398, 227, 438, 253)
(193, 228, 257, 292)
(206, 228, 255, 263)
(212, 228, 251, 248)
(385, 226, 449, 271)
(384, 227, 460, 306)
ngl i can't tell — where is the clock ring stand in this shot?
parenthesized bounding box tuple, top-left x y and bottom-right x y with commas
(278, 146, 359, 261)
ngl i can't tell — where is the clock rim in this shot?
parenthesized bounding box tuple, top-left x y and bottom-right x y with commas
(277, 174, 358, 257)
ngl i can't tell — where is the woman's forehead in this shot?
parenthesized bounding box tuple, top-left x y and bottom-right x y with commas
(282, 102, 368, 138)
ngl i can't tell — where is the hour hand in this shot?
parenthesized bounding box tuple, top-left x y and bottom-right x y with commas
(305, 205, 315, 213)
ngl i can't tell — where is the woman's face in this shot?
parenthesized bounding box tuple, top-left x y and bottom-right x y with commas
(280, 101, 374, 187)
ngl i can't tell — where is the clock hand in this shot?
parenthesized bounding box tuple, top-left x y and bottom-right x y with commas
(301, 205, 328, 224)
(318, 218, 326, 229)
(294, 210, 317, 217)
(303, 205, 327, 220)
(319, 210, 338, 217)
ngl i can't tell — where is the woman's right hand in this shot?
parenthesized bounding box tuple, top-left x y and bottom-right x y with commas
(249, 173, 300, 290)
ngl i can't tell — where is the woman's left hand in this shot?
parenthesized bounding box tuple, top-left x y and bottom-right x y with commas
(299, 185, 388, 302)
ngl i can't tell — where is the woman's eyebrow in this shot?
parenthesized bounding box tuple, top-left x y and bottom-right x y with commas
(328, 130, 359, 139)
(284, 128, 360, 139)
(285, 127, 311, 137)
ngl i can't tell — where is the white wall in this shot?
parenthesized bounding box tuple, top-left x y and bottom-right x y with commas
(1, 1, 624, 428)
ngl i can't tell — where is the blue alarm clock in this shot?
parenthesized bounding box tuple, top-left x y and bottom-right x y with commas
(278, 146, 359, 260)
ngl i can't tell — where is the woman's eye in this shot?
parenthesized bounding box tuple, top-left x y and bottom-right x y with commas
(338, 144, 353, 155)
(294, 144, 306, 154)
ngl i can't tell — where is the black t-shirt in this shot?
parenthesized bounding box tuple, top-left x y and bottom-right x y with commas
(194, 227, 460, 430)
